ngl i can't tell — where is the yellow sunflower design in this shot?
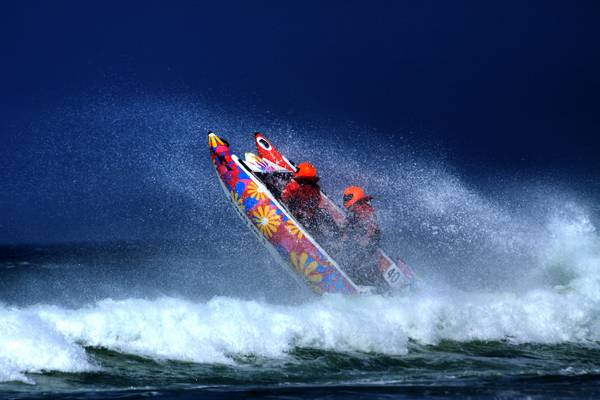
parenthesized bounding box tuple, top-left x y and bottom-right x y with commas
(251, 205, 282, 237)
(285, 220, 304, 239)
(290, 251, 323, 282)
(231, 190, 245, 212)
(246, 181, 267, 201)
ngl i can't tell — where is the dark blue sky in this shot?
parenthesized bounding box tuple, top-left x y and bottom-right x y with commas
(1, 1, 599, 244)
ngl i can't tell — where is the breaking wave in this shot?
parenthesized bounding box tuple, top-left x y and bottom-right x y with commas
(1, 210, 599, 384)
(0, 307, 94, 384)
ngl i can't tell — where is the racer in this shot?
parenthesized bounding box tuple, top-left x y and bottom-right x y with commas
(281, 162, 322, 231)
(341, 186, 385, 288)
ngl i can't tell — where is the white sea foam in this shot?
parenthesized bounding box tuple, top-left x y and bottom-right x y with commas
(0, 306, 94, 384)
(1, 205, 599, 384)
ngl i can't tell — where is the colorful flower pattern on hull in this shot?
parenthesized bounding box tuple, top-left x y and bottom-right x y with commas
(208, 132, 357, 295)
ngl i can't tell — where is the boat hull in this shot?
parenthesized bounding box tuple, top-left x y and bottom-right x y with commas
(208, 132, 359, 295)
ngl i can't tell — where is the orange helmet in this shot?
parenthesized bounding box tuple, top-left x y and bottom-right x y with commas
(294, 162, 318, 181)
(343, 186, 373, 208)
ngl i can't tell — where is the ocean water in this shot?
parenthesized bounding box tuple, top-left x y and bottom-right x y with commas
(2, 118, 600, 398)
(1, 205, 599, 399)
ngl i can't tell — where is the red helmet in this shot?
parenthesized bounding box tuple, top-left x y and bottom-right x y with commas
(343, 186, 373, 209)
(294, 162, 318, 181)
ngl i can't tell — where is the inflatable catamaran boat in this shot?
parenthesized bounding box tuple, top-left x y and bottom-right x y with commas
(208, 131, 416, 295)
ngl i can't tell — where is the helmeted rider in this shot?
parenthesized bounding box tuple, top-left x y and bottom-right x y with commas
(343, 186, 381, 250)
(341, 186, 383, 287)
(282, 162, 322, 230)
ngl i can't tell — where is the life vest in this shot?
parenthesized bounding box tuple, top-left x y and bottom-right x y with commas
(282, 178, 321, 221)
(346, 200, 381, 249)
